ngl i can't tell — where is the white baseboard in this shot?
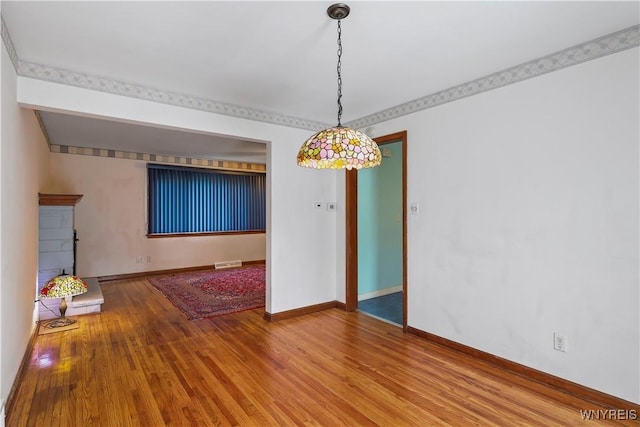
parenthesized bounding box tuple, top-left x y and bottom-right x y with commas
(358, 285, 402, 301)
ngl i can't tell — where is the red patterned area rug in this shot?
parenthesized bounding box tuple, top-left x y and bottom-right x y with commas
(148, 265, 265, 320)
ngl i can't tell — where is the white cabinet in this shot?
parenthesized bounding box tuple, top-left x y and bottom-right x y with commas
(38, 206, 74, 286)
(38, 194, 83, 320)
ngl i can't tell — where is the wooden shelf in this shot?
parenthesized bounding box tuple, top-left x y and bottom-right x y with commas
(38, 193, 83, 206)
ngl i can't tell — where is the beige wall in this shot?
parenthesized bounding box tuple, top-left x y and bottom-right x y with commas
(1, 44, 51, 408)
(48, 153, 266, 277)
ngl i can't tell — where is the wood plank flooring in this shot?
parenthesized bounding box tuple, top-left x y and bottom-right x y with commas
(6, 277, 637, 426)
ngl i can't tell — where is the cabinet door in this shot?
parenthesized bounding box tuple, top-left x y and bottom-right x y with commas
(39, 206, 74, 286)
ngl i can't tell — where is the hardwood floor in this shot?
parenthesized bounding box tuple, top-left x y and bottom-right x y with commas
(6, 277, 636, 426)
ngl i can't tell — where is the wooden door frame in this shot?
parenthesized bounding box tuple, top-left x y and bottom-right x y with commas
(345, 131, 408, 332)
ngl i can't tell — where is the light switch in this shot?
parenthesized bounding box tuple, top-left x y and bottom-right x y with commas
(410, 203, 419, 215)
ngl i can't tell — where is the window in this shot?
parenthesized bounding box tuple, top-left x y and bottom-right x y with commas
(147, 164, 265, 235)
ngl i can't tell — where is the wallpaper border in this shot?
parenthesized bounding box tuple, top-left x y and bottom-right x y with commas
(1, 15, 19, 71)
(17, 60, 331, 132)
(2, 14, 638, 132)
(345, 25, 639, 129)
(50, 144, 266, 172)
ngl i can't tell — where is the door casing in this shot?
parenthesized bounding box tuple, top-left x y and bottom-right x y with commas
(345, 131, 408, 331)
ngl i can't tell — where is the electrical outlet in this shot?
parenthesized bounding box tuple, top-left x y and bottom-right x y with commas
(135, 256, 144, 264)
(553, 333, 567, 352)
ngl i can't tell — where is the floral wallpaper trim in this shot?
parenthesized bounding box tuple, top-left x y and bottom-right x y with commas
(345, 25, 639, 129)
(2, 14, 637, 132)
(50, 144, 266, 172)
(17, 59, 330, 132)
(1, 15, 19, 71)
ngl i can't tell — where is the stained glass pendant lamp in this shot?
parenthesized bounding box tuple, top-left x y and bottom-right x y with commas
(297, 3, 381, 170)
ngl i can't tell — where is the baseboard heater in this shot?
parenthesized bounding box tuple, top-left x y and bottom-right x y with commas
(214, 260, 242, 269)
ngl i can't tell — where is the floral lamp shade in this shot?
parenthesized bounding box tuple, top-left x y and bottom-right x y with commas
(39, 275, 88, 330)
(297, 127, 382, 170)
(40, 275, 88, 299)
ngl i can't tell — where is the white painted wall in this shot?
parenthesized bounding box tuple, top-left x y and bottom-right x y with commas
(46, 153, 267, 278)
(268, 141, 338, 312)
(0, 40, 51, 412)
(0, 3, 5, 422)
(0, 4, 4, 422)
(365, 47, 639, 403)
(17, 77, 339, 314)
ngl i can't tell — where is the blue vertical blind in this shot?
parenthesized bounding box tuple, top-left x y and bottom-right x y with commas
(148, 164, 265, 234)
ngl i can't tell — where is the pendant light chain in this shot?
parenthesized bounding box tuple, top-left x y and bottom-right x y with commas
(336, 19, 343, 127)
(296, 3, 382, 170)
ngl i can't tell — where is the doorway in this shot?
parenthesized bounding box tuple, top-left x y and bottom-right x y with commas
(345, 131, 407, 331)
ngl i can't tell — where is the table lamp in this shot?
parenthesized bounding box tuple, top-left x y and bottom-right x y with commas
(39, 274, 88, 329)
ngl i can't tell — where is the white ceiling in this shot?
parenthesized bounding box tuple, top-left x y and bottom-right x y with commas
(2, 1, 639, 162)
